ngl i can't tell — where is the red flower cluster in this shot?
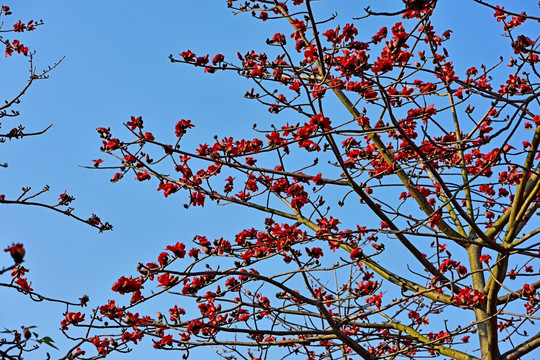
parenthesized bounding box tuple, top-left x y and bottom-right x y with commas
(61, 312, 85, 330)
(100, 300, 124, 319)
(5, 39, 29, 57)
(175, 119, 194, 137)
(453, 287, 485, 308)
(13, 19, 35, 32)
(111, 276, 143, 294)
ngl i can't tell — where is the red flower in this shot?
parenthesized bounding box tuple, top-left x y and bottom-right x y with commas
(212, 53, 225, 65)
(15, 277, 33, 291)
(453, 287, 485, 308)
(309, 113, 332, 131)
(10, 40, 29, 55)
(111, 276, 143, 294)
(191, 192, 206, 206)
(13, 20, 26, 32)
(188, 248, 200, 259)
(186, 319, 205, 335)
(439, 259, 459, 273)
(372, 27, 388, 44)
(342, 23, 358, 42)
(143, 132, 155, 141)
(111, 172, 123, 183)
(158, 182, 179, 197)
(11, 266, 28, 278)
(130, 290, 143, 304)
(236, 191, 251, 201)
(127, 116, 143, 130)
(479, 254, 491, 264)
(310, 173, 323, 185)
(61, 312, 85, 330)
(91, 336, 111, 355)
(457, 265, 468, 276)
(5, 42, 14, 57)
(271, 33, 287, 45)
(428, 212, 441, 229)
(71, 348, 86, 358)
(521, 283, 536, 297)
(180, 50, 196, 62)
(307, 247, 323, 259)
(4, 243, 25, 264)
(350, 247, 363, 260)
(366, 292, 383, 308)
(290, 19, 306, 40)
(103, 138, 120, 151)
(166, 242, 186, 258)
(158, 252, 170, 266)
(157, 273, 180, 288)
(494, 6, 506, 21)
(100, 300, 123, 319)
(169, 305, 186, 322)
(121, 330, 144, 344)
(175, 119, 194, 137)
(289, 79, 300, 92)
(124, 154, 137, 163)
(195, 55, 209, 67)
(136, 172, 151, 181)
(58, 190, 74, 205)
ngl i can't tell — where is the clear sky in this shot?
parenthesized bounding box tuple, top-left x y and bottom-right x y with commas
(1, 1, 538, 359)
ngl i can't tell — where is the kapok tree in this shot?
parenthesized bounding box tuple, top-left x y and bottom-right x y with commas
(0, 4, 111, 359)
(64, 1, 539, 359)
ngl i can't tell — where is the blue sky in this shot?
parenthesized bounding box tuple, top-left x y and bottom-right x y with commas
(1, 1, 538, 359)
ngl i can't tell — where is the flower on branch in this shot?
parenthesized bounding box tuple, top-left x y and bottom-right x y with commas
(111, 276, 143, 294)
(4, 243, 25, 264)
(61, 312, 85, 330)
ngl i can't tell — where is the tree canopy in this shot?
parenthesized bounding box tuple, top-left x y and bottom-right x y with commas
(2, 1, 540, 360)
